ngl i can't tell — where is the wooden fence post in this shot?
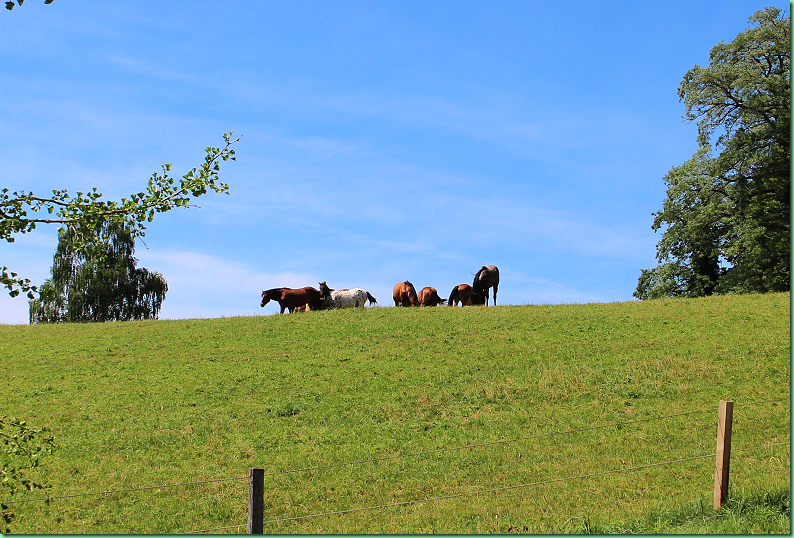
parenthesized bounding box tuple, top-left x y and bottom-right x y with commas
(713, 400, 733, 510)
(248, 467, 264, 534)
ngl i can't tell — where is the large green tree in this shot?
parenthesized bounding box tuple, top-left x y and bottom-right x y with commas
(635, 7, 790, 300)
(2, 132, 239, 299)
(29, 220, 168, 323)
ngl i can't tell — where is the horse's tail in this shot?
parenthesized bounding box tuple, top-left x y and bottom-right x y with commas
(366, 292, 377, 305)
(447, 286, 458, 306)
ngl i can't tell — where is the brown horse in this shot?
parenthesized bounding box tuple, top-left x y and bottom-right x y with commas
(447, 284, 482, 307)
(473, 265, 499, 306)
(393, 281, 418, 307)
(260, 286, 322, 314)
(418, 286, 444, 307)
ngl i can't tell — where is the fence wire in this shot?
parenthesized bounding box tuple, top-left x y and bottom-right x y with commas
(182, 440, 790, 534)
(3, 397, 788, 507)
(181, 523, 247, 534)
(256, 441, 791, 527)
(1, 475, 247, 505)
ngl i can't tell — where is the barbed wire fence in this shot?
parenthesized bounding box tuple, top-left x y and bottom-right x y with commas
(3, 397, 790, 534)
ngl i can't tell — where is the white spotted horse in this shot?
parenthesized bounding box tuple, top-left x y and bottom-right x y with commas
(317, 281, 377, 309)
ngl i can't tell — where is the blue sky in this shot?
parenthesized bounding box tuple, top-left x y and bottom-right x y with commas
(0, 1, 786, 323)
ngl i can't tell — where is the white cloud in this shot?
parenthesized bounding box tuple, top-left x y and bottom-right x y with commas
(134, 250, 321, 319)
(0, 248, 321, 325)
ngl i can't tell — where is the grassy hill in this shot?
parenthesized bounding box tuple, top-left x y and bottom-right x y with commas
(1, 292, 790, 533)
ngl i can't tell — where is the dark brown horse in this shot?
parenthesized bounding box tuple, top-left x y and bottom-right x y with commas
(260, 286, 322, 314)
(447, 284, 482, 307)
(418, 286, 444, 307)
(473, 265, 499, 306)
(393, 280, 418, 307)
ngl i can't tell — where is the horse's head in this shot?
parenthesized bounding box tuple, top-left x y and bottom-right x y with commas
(471, 288, 486, 306)
(260, 290, 270, 307)
(427, 288, 443, 306)
(319, 281, 332, 298)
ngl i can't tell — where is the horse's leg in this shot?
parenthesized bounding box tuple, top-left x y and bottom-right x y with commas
(493, 284, 498, 306)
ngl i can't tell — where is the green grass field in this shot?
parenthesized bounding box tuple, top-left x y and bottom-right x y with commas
(1, 292, 790, 533)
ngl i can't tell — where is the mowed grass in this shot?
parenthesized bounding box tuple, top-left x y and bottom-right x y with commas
(1, 292, 790, 533)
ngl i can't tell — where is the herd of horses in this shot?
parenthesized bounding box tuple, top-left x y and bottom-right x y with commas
(260, 265, 499, 314)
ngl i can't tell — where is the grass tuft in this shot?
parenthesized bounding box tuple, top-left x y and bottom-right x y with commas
(563, 486, 791, 534)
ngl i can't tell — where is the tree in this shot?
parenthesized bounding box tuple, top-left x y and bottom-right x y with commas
(29, 219, 168, 323)
(5, 1, 54, 10)
(2, 132, 239, 299)
(635, 7, 790, 300)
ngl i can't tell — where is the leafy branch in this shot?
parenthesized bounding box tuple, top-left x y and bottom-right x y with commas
(1, 132, 240, 298)
(5, 1, 54, 10)
(0, 416, 55, 533)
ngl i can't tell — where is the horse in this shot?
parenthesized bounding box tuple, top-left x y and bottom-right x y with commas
(418, 286, 444, 307)
(393, 281, 418, 307)
(447, 284, 482, 307)
(260, 286, 322, 314)
(317, 282, 377, 309)
(473, 264, 500, 306)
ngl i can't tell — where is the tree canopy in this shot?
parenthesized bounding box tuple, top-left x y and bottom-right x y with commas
(29, 220, 168, 323)
(2, 133, 239, 299)
(635, 7, 790, 300)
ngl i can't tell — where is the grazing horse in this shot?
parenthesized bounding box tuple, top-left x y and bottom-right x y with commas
(418, 286, 444, 307)
(393, 281, 418, 307)
(447, 284, 481, 307)
(318, 282, 377, 309)
(260, 286, 322, 314)
(473, 265, 500, 306)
